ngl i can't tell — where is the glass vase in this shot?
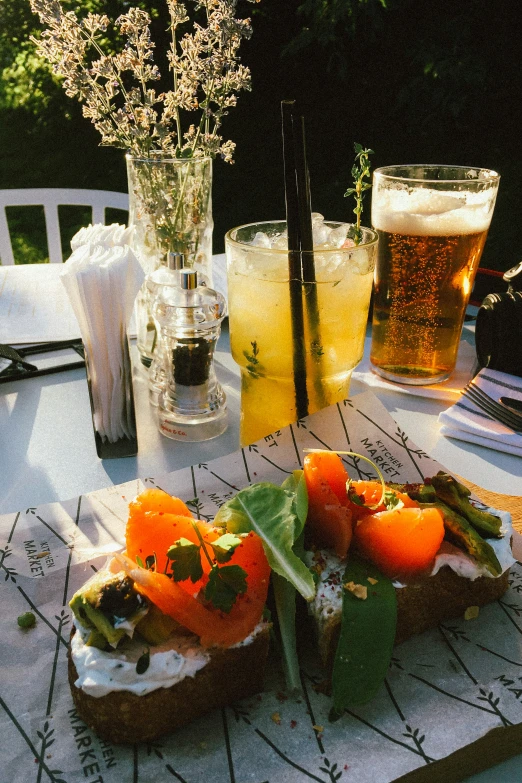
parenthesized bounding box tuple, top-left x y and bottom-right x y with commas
(126, 153, 214, 367)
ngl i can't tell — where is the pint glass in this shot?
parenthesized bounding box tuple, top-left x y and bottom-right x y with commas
(370, 165, 500, 384)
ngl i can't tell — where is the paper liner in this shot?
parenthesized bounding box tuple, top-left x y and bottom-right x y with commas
(1, 391, 520, 783)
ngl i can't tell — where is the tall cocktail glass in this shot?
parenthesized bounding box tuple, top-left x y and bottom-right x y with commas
(225, 220, 378, 446)
(370, 165, 500, 384)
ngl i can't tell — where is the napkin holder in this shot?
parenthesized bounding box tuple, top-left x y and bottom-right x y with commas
(84, 337, 138, 459)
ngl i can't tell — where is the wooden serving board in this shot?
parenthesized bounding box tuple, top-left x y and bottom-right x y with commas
(456, 475, 522, 532)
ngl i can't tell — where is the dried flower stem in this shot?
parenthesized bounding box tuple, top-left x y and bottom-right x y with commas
(30, 0, 258, 161)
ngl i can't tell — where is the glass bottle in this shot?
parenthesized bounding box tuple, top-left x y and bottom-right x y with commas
(155, 270, 227, 441)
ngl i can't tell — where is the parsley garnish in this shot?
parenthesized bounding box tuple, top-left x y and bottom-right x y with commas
(204, 564, 248, 613)
(167, 538, 203, 582)
(210, 533, 244, 563)
(167, 523, 248, 613)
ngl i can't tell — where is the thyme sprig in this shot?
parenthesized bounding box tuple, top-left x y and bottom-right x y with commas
(344, 143, 374, 244)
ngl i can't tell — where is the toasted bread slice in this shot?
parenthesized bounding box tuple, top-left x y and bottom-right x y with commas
(311, 558, 510, 673)
(68, 624, 270, 744)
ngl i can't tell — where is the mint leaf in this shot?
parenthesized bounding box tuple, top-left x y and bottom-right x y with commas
(214, 483, 315, 601)
(167, 538, 203, 583)
(210, 533, 242, 563)
(204, 564, 248, 613)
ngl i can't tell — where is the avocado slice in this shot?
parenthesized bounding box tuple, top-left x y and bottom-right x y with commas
(135, 603, 179, 645)
(70, 570, 149, 648)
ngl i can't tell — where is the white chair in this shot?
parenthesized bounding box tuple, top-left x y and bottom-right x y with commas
(0, 188, 129, 265)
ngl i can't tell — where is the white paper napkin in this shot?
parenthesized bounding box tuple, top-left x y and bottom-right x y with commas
(439, 368, 522, 457)
(71, 222, 133, 251)
(352, 337, 477, 401)
(60, 233, 144, 443)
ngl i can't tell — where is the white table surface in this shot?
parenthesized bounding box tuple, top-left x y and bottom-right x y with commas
(1, 326, 520, 517)
(1, 269, 521, 783)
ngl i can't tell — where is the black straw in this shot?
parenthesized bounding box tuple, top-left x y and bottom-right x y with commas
(293, 116, 314, 277)
(292, 114, 326, 408)
(281, 100, 309, 420)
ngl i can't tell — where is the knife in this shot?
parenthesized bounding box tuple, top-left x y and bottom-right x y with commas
(499, 396, 522, 415)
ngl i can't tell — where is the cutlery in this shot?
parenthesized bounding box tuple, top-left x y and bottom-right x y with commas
(500, 396, 522, 415)
(461, 382, 522, 432)
(0, 339, 85, 384)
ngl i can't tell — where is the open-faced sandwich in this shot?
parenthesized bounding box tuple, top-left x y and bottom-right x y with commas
(302, 450, 514, 718)
(68, 477, 315, 743)
(68, 488, 274, 743)
(68, 455, 514, 741)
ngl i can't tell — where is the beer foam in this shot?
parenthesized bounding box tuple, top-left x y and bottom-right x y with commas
(372, 186, 495, 236)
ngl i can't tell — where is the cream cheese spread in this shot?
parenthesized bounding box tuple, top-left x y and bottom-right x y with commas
(71, 619, 268, 698)
(430, 506, 514, 580)
(71, 621, 209, 698)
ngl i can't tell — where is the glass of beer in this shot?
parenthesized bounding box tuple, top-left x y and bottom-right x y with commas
(226, 218, 378, 445)
(370, 165, 500, 384)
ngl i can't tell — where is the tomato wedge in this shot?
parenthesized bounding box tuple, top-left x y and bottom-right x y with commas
(124, 490, 271, 647)
(128, 487, 193, 519)
(126, 510, 220, 595)
(347, 480, 419, 521)
(119, 531, 270, 648)
(353, 506, 445, 579)
(304, 452, 353, 558)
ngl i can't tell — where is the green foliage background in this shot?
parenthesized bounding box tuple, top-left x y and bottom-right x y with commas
(1, 0, 520, 271)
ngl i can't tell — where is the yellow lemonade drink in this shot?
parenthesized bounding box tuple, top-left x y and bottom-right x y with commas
(225, 220, 377, 446)
(370, 165, 499, 384)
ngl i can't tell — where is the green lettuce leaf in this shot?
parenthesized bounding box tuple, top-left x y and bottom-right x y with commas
(272, 572, 301, 691)
(214, 482, 315, 601)
(281, 470, 308, 538)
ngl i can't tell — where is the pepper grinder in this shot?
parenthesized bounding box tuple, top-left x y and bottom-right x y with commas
(148, 251, 185, 406)
(155, 269, 227, 441)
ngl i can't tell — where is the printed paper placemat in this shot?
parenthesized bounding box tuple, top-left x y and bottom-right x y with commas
(1, 391, 521, 783)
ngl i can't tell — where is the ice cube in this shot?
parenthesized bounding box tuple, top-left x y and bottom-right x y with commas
(327, 225, 349, 249)
(351, 248, 373, 276)
(313, 224, 329, 246)
(252, 231, 272, 248)
(271, 233, 288, 250)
